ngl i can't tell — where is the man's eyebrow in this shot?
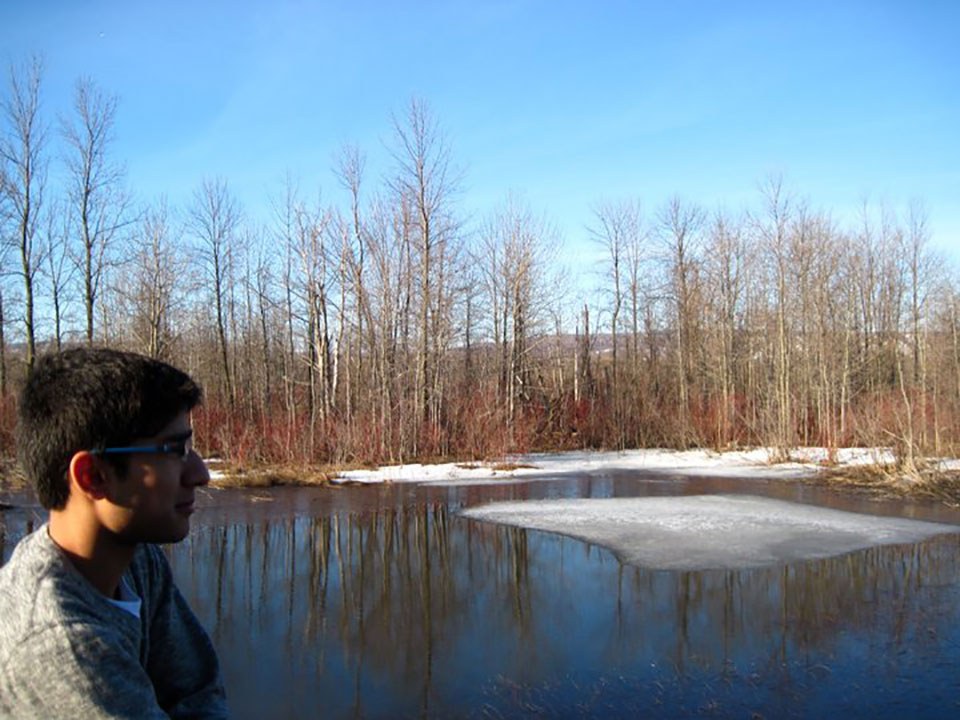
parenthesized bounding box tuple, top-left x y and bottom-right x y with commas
(160, 429, 194, 443)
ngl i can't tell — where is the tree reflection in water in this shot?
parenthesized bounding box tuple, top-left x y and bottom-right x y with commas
(159, 489, 960, 720)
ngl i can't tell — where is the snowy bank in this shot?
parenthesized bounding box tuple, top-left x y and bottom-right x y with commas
(332, 447, 926, 486)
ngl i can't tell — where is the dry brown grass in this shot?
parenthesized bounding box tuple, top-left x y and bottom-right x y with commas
(490, 462, 538, 472)
(209, 462, 338, 488)
(455, 461, 539, 472)
(815, 463, 960, 506)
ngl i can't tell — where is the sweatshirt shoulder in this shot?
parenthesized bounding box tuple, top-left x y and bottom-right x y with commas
(0, 529, 66, 626)
(0, 529, 127, 660)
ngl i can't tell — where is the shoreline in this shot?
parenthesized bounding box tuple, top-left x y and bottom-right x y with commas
(3, 447, 959, 506)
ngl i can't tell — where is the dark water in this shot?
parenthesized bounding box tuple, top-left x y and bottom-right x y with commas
(3, 473, 960, 718)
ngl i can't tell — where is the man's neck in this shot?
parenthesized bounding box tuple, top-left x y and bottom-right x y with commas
(48, 511, 137, 598)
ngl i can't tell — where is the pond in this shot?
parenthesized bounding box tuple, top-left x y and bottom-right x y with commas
(3, 472, 960, 719)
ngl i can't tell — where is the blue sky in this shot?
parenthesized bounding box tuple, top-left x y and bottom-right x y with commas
(3, 1, 958, 270)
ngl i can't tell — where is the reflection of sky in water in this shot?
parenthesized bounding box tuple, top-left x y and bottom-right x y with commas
(3, 477, 960, 719)
(162, 486, 960, 719)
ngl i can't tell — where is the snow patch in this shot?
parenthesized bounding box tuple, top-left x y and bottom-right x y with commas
(460, 494, 959, 570)
(333, 447, 903, 486)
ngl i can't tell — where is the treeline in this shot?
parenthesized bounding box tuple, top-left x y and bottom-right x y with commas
(2, 58, 959, 469)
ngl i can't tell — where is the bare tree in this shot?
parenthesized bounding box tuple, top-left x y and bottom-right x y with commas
(754, 176, 793, 457)
(0, 57, 46, 367)
(658, 195, 706, 443)
(247, 225, 278, 416)
(478, 194, 560, 426)
(0, 284, 5, 394)
(802, 214, 846, 454)
(387, 98, 462, 451)
(702, 209, 747, 446)
(362, 192, 415, 460)
(62, 77, 131, 344)
(125, 200, 183, 359)
(271, 173, 303, 438)
(905, 201, 935, 386)
(188, 178, 241, 404)
(272, 181, 338, 456)
(590, 198, 648, 447)
(296, 196, 335, 436)
(0, 198, 8, 391)
(44, 198, 73, 352)
(590, 201, 626, 389)
(333, 144, 374, 409)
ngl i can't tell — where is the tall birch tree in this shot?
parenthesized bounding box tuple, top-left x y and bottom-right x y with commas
(0, 58, 46, 367)
(62, 77, 130, 344)
(387, 98, 461, 450)
(188, 178, 240, 404)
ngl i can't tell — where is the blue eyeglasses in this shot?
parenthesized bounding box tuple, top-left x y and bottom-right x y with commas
(90, 432, 193, 462)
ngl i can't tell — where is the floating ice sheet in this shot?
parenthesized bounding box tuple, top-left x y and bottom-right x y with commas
(460, 494, 960, 570)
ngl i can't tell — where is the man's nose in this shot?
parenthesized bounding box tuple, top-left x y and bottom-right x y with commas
(183, 449, 211, 487)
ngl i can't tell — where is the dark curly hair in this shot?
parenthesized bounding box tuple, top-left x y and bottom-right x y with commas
(17, 347, 202, 510)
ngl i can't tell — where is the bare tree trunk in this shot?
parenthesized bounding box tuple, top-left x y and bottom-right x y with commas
(576, 304, 593, 406)
(278, 191, 300, 449)
(388, 98, 461, 454)
(478, 195, 559, 441)
(756, 176, 793, 457)
(704, 210, 745, 447)
(0, 290, 6, 395)
(253, 248, 273, 414)
(63, 77, 130, 346)
(906, 201, 936, 450)
(954, 297, 960, 411)
(43, 200, 73, 354)
(335, 144, 375, 428)
(659, 196, 705, 445)
(591, 200, 644, 448)
(127, 200, 180, 360)
(188, 178, 240, 406)
(1, 57, 46, 368)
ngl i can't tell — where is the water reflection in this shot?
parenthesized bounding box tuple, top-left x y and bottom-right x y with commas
(2, 476, 957, 718)
(159, 485, 960, 720)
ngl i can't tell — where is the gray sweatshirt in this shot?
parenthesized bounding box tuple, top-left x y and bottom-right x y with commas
(0, 525, 228, 718)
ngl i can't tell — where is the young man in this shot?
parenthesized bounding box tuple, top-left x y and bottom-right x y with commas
(0, 348, 228, 718)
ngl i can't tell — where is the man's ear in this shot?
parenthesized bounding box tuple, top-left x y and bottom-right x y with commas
(68, 451, 109, 501)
